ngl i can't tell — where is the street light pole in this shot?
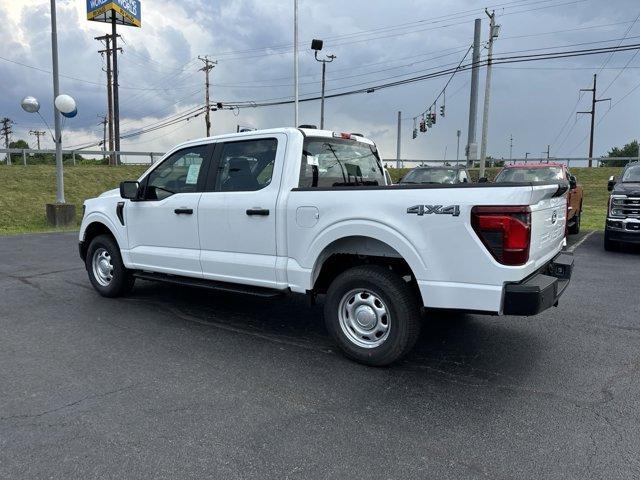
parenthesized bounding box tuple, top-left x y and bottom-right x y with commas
(311, 39, 336, 130)
(50, 0, 64, 204)
(294, 0, 299, 126)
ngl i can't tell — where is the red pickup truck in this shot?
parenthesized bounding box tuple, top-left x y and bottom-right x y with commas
(494, 162, 584, 234)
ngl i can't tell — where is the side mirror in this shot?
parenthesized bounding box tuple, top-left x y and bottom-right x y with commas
(607, 176, 616, 192)
(478, 177, 488, 183)
(569, 175, 577, 190)
(120, 181, 141, 200)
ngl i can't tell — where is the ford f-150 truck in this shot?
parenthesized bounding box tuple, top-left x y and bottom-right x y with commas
(79, 128, 573, 366)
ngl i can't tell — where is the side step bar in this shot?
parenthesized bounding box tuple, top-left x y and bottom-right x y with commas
(133, 271, 284, 298)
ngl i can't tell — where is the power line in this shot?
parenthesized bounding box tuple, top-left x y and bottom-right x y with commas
(568, 77, 640, 155)
(63, 42, 640, 151)
(412, 45, 473, 122)
(596, 12, 640, 75)
(29, 130, 46, 150)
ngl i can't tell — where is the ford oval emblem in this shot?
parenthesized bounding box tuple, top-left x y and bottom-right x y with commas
(551, 211, 558, 224)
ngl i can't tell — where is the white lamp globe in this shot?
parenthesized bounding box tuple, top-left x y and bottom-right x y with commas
(54, 94, 76, 114)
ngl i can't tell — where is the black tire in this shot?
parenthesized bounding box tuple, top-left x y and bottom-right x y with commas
(85, 234, 135, 297)
(568, 205, 581, 235)
(324, 265, 421, 366)
(604, 230, 618, 252)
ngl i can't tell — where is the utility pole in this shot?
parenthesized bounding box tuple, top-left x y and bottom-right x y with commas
(396, 111, 402, 169)
(311, 40, 336, 130)
(294, 0, 299, 126)
(509, 134, 513, 161)
(1, 117, 12, 165)
(577, 74, 611, 167)
(545, 144, 550, 159)
(50, 0, 64, 202)
(456, 129, 461, 163)
(29, 130, 46, 149)
(466, 18, 482, 167)
(479, 9, 499, 178)
(96, 34, 120, 165)
(198, 55, 217, 136)
(111, 16, 121, 161)
(98, 116, 108, 160)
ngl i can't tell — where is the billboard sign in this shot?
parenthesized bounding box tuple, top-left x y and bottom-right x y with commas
(87, 0, 141, 27)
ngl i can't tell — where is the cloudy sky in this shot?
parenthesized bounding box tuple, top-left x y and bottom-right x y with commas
(1, 0, 639, 161)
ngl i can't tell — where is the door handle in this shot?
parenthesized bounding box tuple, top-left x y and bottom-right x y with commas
(246, 208, 270, 216)
(174, 208, 193, 215)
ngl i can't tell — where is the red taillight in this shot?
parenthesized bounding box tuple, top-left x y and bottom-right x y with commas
(340, 133, 351, 139)
(471, 206, 531, 266)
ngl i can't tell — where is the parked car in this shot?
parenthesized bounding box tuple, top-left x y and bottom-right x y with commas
(494, 162, 584, 234)
(604, 161, 640, 251)
(399, 165, 470, 185)
(79, 128, 573, 366)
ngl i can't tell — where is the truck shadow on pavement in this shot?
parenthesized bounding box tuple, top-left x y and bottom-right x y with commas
(128, 280, 540, 385)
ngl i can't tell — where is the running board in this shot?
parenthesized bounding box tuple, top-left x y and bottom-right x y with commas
(133, 271, 284, 298)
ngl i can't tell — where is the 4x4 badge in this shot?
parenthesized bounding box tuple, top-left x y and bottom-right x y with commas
(407, 205, 460, 217)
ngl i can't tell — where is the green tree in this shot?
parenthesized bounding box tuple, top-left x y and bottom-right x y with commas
(601, 140, 638, 167)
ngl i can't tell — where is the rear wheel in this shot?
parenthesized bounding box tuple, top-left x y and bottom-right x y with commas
(568, 205, 582, 235)
(324, 265, 421, 366)
(86, 234, 135, 297)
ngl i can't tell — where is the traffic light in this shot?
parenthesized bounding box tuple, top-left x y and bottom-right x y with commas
(419, 117, 426, 132)
(440, 105, 445, 117)
(430, 112, 437, 125)
(425, 113, 432, 128)
(412, 128, 417, 139)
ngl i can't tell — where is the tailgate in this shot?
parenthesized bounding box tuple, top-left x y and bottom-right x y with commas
(529, 185, 567, 266)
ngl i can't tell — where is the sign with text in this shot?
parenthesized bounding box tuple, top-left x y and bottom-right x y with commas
(87, 0, 141, 27)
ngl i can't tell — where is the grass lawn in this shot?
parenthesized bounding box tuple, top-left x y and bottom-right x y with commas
(0, 165, 147, 235)
(0, 164, 622, 235)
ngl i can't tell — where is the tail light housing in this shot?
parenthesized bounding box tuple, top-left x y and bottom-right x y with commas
(471, 206, 531, 266)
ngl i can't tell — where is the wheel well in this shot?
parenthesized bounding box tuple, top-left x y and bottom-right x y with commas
(312, 236, 420, 297)
(80, 222, 116, 261)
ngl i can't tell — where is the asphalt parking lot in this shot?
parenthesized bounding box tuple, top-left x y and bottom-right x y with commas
(1, 231, 639, 479)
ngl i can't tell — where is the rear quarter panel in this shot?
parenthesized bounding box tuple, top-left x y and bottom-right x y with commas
(284, 184, 566, 312)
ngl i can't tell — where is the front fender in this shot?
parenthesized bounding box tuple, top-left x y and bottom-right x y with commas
(80, 211, 126, 249)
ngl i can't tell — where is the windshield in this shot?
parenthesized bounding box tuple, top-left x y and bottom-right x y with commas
(401, 168, 459, 184)
(495, 166, 564, 183)
(299, 137, 384, 187)
(622, 165, 640, 182)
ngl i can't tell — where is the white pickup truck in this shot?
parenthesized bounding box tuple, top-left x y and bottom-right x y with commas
(79, 127, 573, 365)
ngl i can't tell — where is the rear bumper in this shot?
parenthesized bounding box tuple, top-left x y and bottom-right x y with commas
(502, 252, 573, 316)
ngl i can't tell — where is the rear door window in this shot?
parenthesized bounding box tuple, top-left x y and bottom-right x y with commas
(299, 137, 384, 188)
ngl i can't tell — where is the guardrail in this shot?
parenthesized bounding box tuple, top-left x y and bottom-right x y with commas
(0, 148, 164, 165)
(382, 157, 640, 168)
(1, 148, 637, 168)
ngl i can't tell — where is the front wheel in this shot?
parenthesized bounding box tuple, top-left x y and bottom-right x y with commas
(85, 234, 135, 297)
(324, 265, 421, 366)
(604, 230, 619, 252)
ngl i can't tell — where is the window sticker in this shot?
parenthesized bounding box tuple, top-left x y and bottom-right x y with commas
(185, 164, 201, 184)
